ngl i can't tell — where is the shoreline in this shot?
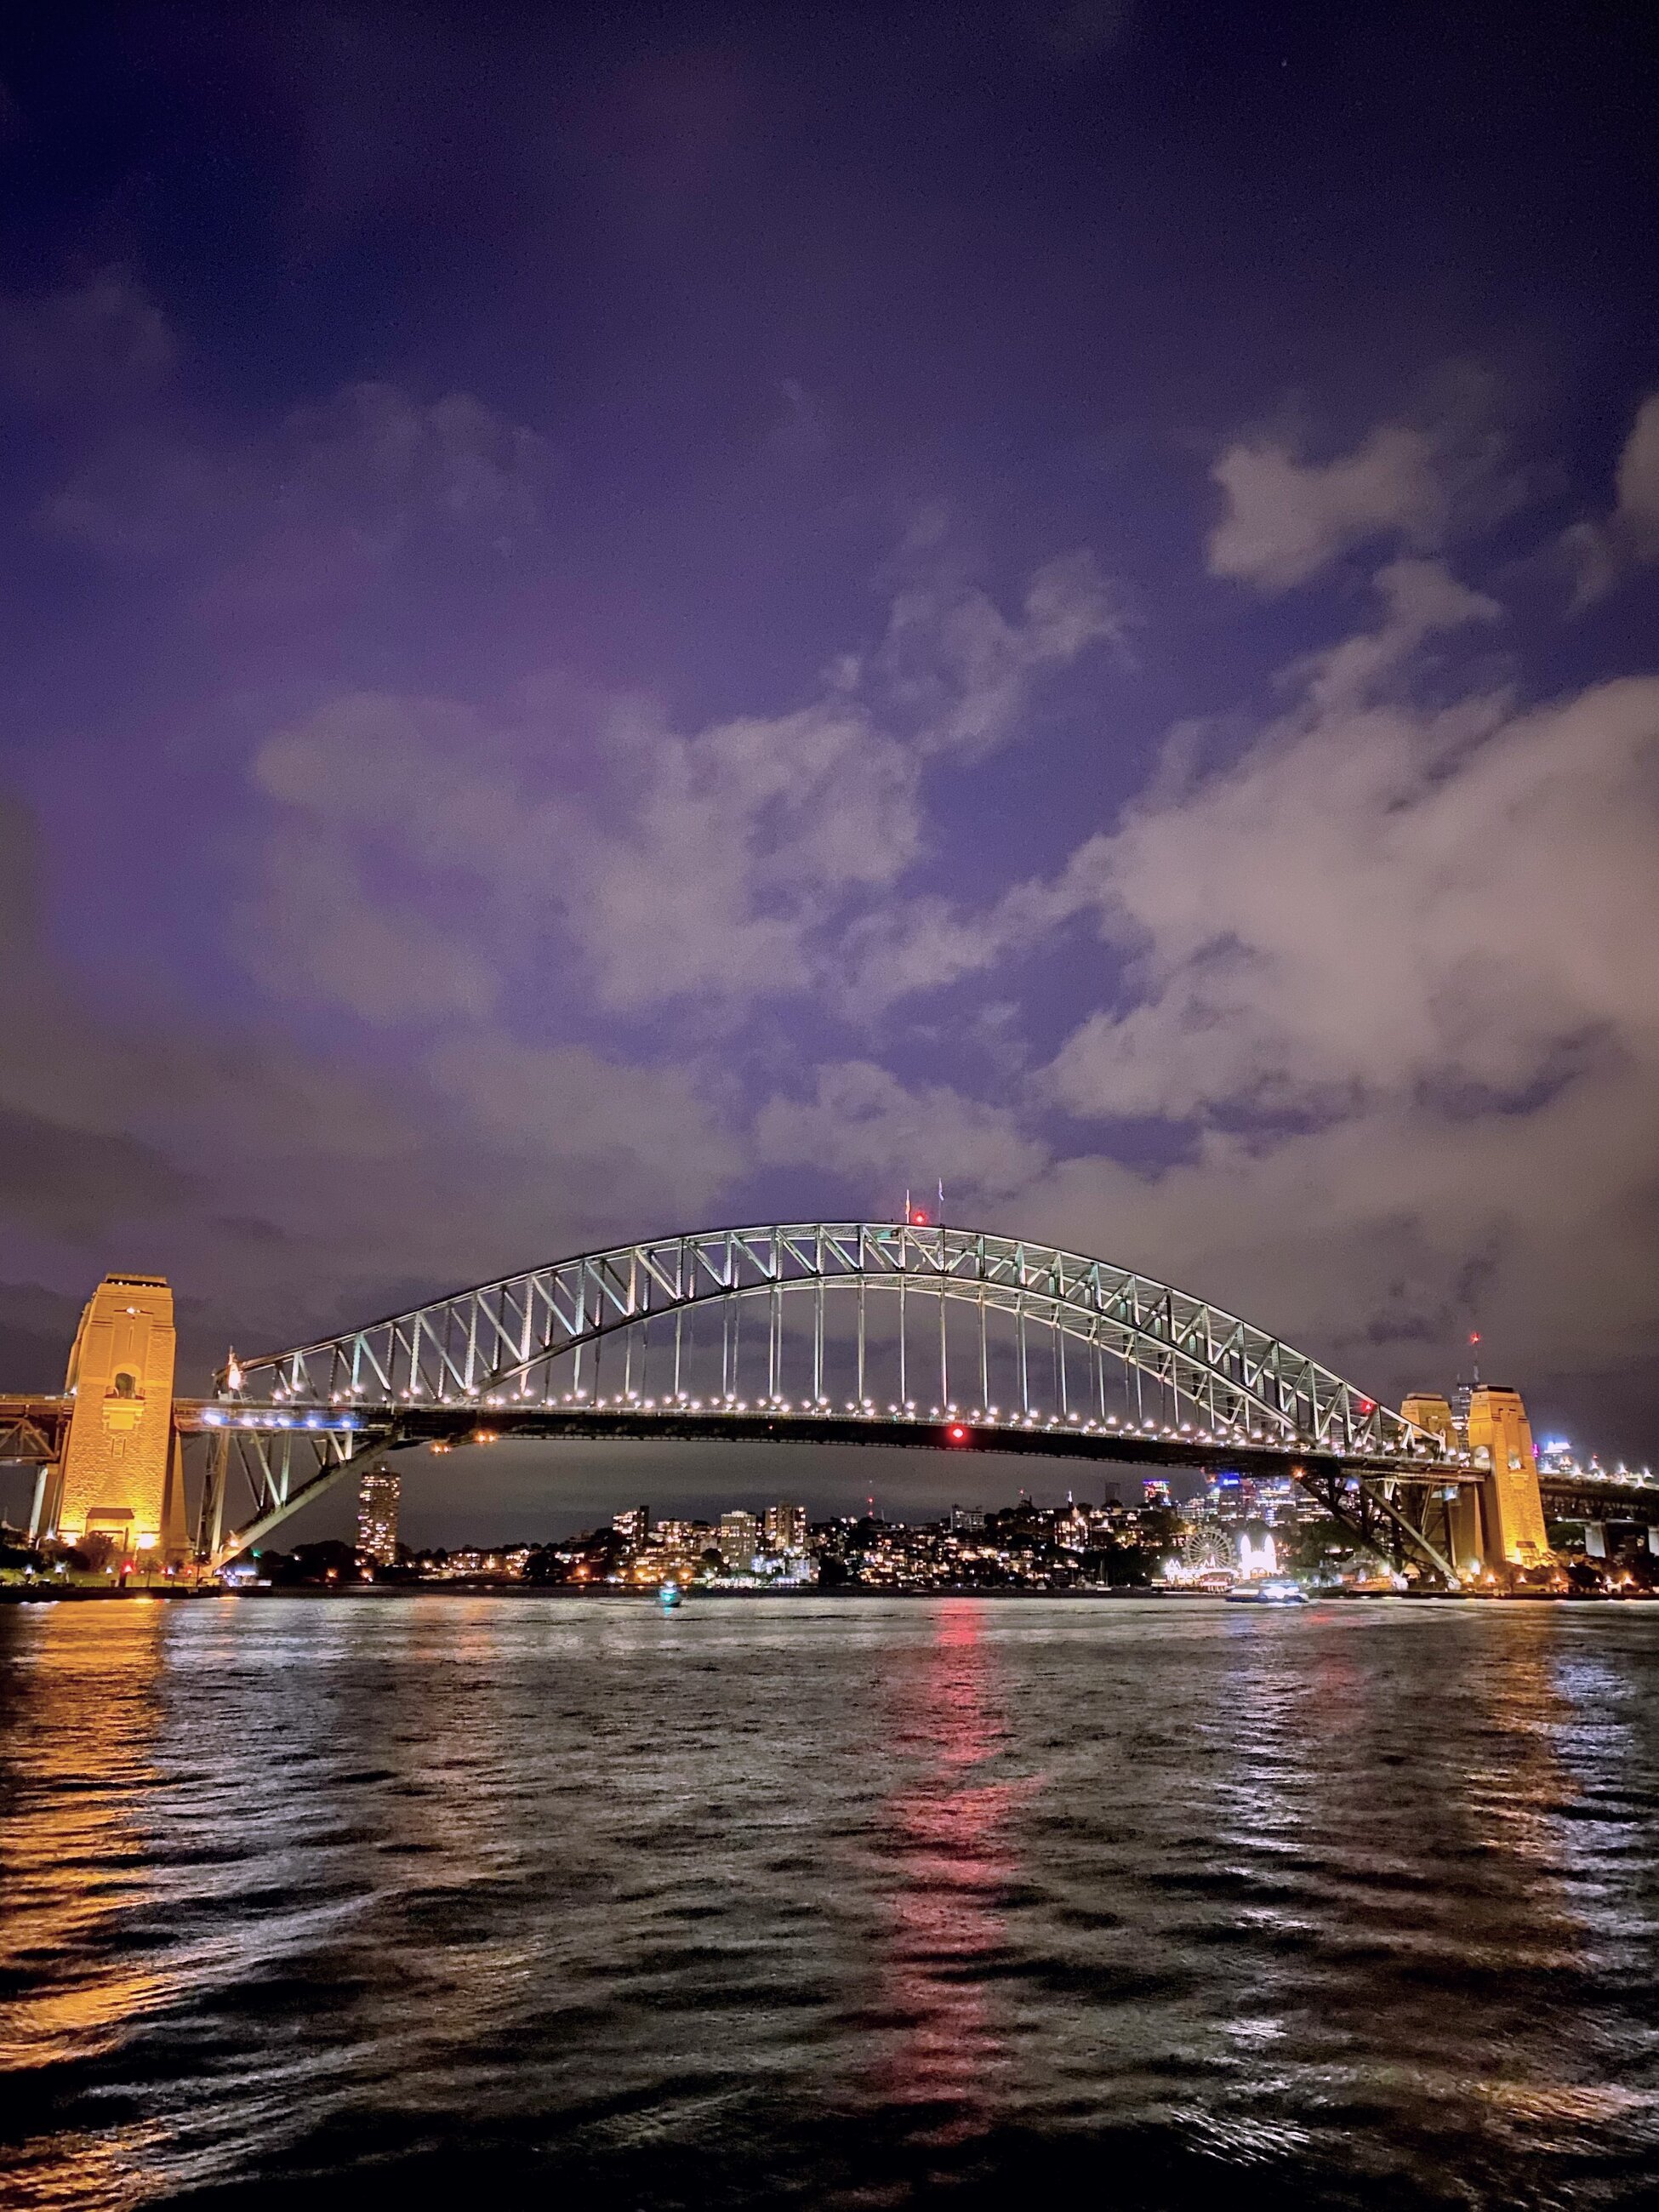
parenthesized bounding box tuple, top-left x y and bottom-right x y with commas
(5, 1582, 1641, 1605)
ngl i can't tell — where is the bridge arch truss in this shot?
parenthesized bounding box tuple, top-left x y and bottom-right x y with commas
(199, 1223, 1447, 1565)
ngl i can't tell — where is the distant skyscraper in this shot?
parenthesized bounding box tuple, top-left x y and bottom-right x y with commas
(613, 1505, 650, 1548)
(719, 1509, 758, 1570)
(763, 1502, 807, 1554)
(356, 1464, 401, 1566)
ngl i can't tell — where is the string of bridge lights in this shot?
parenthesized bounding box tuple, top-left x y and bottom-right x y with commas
(231, 1378, 1474, 1463)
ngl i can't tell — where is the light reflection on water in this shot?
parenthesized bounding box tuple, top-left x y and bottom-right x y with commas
(1, 1596, 1657, 2209)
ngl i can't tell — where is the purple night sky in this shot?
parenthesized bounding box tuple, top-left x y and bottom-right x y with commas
(2, 3, 1656, 1538)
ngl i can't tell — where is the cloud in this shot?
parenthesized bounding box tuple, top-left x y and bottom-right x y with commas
(237, 546, 1123, 1018)
(841, 558, 1507, 1022)
(871, 548, 1134, 755)
(12, 271, 553, 570)
(1563, 391, 1659, 607)
(0, 267, 178, 415)
(1010, 1053, 1659, 1432)
(1207, 422, 1451, 592)
(1204, 370, 1531, 596)
(425, 1035, 739, 1223)
(993, 562, 1659, 1431)
(756, 1061, 1048, 1200)
(45, 378, 554, 569)
(0, 1104, 197, 1240)
(234, 830, 503, 1026)
(0, 789, 744, 1377)
(1043, 579, 1656, 1122)
(1615, 393, 1659, 539)
(772, 558, 1659, 1440)
(282, 381, 555, 551)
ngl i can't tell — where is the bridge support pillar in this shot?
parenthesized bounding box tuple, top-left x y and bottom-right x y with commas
(28, 1458, 65, 1544)
(1445, 1485, 1485, 1576)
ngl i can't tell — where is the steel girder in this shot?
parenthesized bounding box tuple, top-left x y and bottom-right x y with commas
(225, 1221, 1440, 1449)
(192, 1420, 368, 1565)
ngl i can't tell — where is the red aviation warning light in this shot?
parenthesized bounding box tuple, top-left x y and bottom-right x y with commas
(948, 1423, 969, 1443)
(1469, 1331, 1481, 1346)
(910, 1208, 929, 1226)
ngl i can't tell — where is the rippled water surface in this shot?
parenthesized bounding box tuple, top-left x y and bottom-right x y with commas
(3, 1595, 1658, 2210)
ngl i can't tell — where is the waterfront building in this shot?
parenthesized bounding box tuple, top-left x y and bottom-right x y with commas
(613, 1505, 650, 1548)
(763, 1502, 807, 1554)
(356, 1464, 401, 1566)
(718, 1510, 758, 1570)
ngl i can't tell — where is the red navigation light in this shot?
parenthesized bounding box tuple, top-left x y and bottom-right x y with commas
(910, 1208, 928, 1226)
(948, 1423, 968, 1443)
(1469, 1331, 1481, 1345)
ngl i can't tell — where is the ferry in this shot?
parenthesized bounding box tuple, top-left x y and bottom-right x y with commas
(1226, 1578, 1308, 1606)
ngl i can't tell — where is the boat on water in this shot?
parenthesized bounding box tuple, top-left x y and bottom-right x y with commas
(658, 1582, 684, 1610)
(1226, 1578, 1308, 1605)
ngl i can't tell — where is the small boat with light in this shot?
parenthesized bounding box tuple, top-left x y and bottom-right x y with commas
(658, 1582, 684, 1610)
(1226, 1578, 1308, 1605)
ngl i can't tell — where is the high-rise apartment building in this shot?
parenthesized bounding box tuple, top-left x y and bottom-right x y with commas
(613, 1505, 650, 1548)
(356, 1464, 401, 1567)
(718, 1510, 758, 1570)
(763, 1502, 807, 1554)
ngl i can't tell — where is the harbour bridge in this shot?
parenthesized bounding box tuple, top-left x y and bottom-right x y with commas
(4, 1220, 1649, 1587)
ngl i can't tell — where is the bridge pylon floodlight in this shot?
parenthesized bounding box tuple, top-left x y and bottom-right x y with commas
(45, 1274, 189, 1564)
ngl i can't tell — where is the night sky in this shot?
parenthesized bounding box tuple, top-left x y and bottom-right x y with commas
(2, 3, 1656, 1536)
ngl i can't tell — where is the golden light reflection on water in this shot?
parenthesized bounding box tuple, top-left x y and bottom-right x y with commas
(0, 1609, 171, 2069)
(0, 1605, 175, 2212)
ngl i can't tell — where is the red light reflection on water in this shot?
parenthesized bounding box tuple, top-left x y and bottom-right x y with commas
(871, 1600, 1033, 2141)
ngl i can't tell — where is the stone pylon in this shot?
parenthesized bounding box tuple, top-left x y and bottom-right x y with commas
(1400, 1390, 1485, 1574)
(43, 1274, 189, 1563)
(1465, 1385, 1550, 1569)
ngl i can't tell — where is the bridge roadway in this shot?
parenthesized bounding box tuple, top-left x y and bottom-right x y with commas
(8, 1388, 1655, 1525)
(185, 1395, 1658, 1523)
(345, 1399, 1467, 1485)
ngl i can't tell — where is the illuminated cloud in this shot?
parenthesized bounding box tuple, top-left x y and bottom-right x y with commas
(1562, 391, 1659, 606)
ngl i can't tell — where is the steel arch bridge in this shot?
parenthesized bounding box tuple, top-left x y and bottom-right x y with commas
(194, 1220, 1473, 1578)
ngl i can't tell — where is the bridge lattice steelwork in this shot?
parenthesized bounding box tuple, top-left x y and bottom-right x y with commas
(198, 1221, 1465, 1571)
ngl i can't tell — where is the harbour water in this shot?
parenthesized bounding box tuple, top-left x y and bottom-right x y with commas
(2, 1595, 1657, 2209)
